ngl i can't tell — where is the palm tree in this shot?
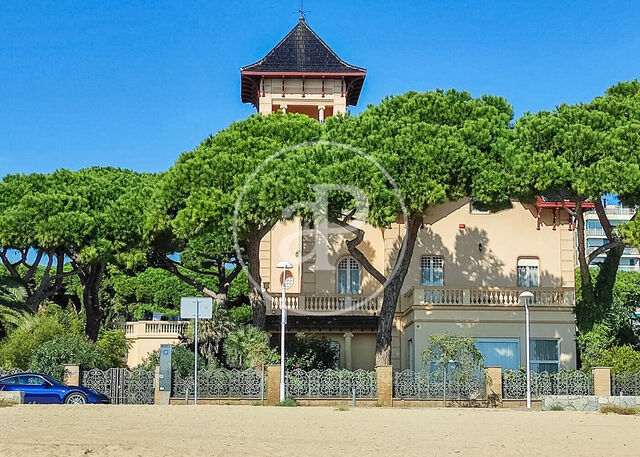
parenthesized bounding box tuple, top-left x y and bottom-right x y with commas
(183, 306, 234, 365)
(0, 278, 30, 338)
(223, 326, 275, 369)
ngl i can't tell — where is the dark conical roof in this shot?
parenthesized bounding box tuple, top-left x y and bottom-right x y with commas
(241, 19, 365, 74)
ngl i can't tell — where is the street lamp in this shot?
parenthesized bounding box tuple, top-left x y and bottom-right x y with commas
(276, 261, 293, 403)
(519, 290, 534, 409)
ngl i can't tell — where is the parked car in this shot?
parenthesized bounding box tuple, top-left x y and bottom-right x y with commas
(0, 372, 109, 404)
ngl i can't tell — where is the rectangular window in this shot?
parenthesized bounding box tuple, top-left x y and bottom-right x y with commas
(517, 258, 539, 287)
(475, 338, 520, 371)
(421, 256, 444, 286)
(530, 339, 559, 373)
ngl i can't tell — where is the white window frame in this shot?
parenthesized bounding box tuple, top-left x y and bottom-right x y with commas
(337, 257, 361, 294)
(517, 257, 539, 287)
(421, 256, 444, 287)
(530, 338, 560, 373)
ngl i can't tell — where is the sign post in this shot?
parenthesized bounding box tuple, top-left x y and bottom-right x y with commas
(180, 297, 213, 405)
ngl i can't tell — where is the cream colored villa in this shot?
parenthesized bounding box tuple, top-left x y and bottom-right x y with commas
(123, 18, 579, 372)
(245, 18, 578, 373)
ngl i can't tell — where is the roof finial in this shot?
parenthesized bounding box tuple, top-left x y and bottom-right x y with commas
(299, 0, 306, 21)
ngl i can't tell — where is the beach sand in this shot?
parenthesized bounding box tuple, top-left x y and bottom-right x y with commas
(0, 404, 638, 456)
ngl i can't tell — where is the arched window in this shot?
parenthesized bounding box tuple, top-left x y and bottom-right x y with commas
(421, 256, 444, 286)
(337, 257, 361, 294)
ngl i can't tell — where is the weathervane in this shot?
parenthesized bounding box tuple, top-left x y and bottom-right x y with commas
(298, 0, 308, 20)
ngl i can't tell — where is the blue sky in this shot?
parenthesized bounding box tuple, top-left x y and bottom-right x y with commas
(1, 1, 639, 177)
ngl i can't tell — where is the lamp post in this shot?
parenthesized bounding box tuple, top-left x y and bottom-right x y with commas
(519, 290, 534, 409)
(276, 261, 293, 403)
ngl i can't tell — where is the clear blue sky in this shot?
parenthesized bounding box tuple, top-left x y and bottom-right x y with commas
(1, 1, 639, 177)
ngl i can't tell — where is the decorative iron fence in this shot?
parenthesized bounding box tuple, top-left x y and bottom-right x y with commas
(502, 370, 593, 398)
(82, 368, 155, 404)
(393, 369, 485, 399)
(172, 368, 265, 398)
(611, 372, 640, 396)
(285, 368, 377, 398)
(0, 368, 24, 377)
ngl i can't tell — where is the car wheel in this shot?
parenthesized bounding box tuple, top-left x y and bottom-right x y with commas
(65, 392, 87, 405)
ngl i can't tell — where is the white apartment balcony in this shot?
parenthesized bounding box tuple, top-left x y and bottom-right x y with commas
(587, 246, 640, 256)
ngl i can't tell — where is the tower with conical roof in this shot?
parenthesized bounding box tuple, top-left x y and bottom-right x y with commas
(241, 17, 366, 122)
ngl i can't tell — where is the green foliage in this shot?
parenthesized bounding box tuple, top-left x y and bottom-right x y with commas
(43, 303, 85, 336)
(421, 334, 485, 376)
(581, 345, 640, 374)
(136, 345, 204, 378)
(0, 313, 65, 369)
(575, 268, 640, 361)
(28, 333, 107, 381)
(96, 329, 131, 368)
(276, 397, 298, 407)
(223, 326, 277, 369)
(104, 266, 199, 320)
(282, 335, 338, 370)
(228, 304, 252, 326)
(183, 306, 234, 364)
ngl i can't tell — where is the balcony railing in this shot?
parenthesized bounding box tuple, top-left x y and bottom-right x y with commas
(402, 286, 574, 310)
(604, 206, 637, 216)
(269, 294, 381, 315)
(116, 321, 187, 338)
(585, 228, 607, 237)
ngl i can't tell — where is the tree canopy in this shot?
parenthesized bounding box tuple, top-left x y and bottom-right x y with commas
(149, 113, 322, 328)
(506, 80, 640, 320)
(322, 90, 514, 365)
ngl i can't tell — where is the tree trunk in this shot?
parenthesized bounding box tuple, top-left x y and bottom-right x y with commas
(594, 244, 624, 311)
(247, 234, 266, 330)
(374, 213, 423, 366)
(575, 202, 596, 315)
(82, 263, 104, 342)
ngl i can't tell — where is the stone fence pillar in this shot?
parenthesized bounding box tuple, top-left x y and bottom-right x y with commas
(266, 365, 281, 406)
(485, 366, 502, 406)
(376, 365, 393, 407)
(592, 367, 611, 396)
(63, 364, 80, 386)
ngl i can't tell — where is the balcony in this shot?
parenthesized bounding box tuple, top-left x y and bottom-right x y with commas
(402, 286, 575, 310)
(117, 321, 187, 338)
(268, 294, 381, 315)
(585, 228, 607, 237)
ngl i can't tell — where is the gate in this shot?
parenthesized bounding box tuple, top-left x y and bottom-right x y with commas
(82, 368, 155, 404)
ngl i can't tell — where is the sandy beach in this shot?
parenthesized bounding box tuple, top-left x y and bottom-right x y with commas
(0, 404, 638, 457)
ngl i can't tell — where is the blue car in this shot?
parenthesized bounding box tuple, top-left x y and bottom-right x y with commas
(0, 372, 109, 404)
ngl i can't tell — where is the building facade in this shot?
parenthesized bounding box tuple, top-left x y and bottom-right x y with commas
(583, 205, 640, 272)
(247, 19, 578, 373)
(121, 18, 580, 372)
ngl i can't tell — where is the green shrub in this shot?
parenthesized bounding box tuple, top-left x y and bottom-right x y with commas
(282, 335, 338, 370)
(223, 326, 277, 369)
(97, 329, 131, 367)
(0, 314, 64, 369)
(136, 345, 204, 377)
(29, 333, 107, 381)
(276, 397, 298, 407)
(229, 304, 252, 326)
(581, 345, 640, 374)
